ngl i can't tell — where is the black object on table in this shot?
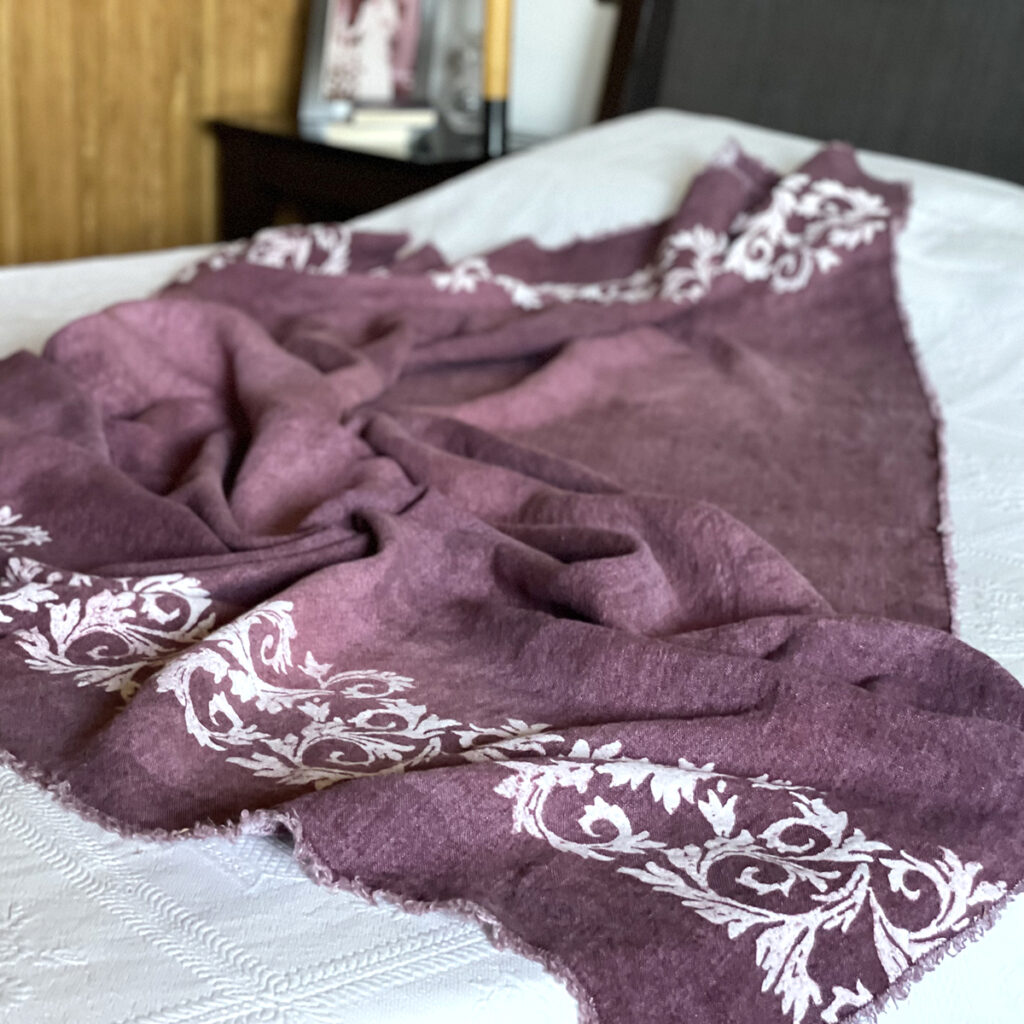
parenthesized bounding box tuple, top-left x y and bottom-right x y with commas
(208, 115, 490, 241)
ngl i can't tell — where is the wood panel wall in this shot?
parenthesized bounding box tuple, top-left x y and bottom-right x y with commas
(0, 0, 307, 265)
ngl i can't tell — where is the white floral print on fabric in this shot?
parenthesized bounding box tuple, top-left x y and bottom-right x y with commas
(1, 557, 216, 700)
(0, 507, 50, 554)
(724, 174, 891, 293)
(173, 224, 353, 283)
(156, 602, 563, 789)
(431, 174, 890, 309)
(172, 172, 889, 306)
(430, 225, 729, 310)
(492, 742, 1006, 1024)
(0, 522, 559, 786)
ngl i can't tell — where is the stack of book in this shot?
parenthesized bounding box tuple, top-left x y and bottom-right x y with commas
(306, 105, 440, 159)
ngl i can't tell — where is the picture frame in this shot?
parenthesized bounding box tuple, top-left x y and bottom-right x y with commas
(299, 0, 440, 123)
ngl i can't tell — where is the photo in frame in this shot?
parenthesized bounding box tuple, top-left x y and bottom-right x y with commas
(299, 0, 439, 122)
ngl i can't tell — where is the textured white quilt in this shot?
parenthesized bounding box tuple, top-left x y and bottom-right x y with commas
(0, 110, 1021, 1024)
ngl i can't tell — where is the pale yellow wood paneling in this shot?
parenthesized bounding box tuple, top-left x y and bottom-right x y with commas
(0, 0, 306, 265)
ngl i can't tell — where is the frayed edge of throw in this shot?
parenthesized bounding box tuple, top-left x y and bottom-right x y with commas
(885, 195, 960, 638)
(0, 748, 255, 843)
(238, 807, 602, 1024)
(845, 873, 1024, 1024)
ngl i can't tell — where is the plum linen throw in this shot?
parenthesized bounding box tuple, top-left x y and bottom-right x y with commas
(1, 145, 1022, 1024)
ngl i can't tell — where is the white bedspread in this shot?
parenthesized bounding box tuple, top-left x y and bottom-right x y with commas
(1, 110, 1021, 1024)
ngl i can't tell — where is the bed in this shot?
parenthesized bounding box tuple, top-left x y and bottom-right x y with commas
(4, 0, 1024, 1012)
(0, 103, 1021, 1024)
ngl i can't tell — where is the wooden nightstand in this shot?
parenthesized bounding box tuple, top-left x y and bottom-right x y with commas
(208, 115, 489, 240)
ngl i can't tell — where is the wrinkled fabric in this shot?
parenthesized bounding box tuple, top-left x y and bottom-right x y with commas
(1, 145, 1022, 1024)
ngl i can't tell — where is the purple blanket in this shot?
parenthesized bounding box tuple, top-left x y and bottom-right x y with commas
(2, 144, 1023, 1024)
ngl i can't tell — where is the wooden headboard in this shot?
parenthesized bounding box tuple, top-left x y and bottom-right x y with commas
(599, 0, 1024, 184)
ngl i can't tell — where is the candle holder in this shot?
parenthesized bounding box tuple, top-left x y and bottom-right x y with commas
(482, 0, 512, 157)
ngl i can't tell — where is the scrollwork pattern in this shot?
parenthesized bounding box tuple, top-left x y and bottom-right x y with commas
(0, 513, 562, 790)
(173, 166, 891, 318)
(155, 602, 563, 789)
(173, 224, 353, 283)
(493, 741, 1006, 1024)
(5, 558, 216, 699)
(0, 506, 50, 554)
(429, 225, 730, 310)
(724, 174, 890, 293)
(431, 173, 890, 310)
(0, 514, 218, 700)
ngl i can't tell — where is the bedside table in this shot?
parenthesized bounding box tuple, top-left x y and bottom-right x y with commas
(208, 115, 489, 241)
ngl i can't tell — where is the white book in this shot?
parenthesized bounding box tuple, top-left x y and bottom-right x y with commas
(351, 106, 439, 130)
(316, 121, 423, 158)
